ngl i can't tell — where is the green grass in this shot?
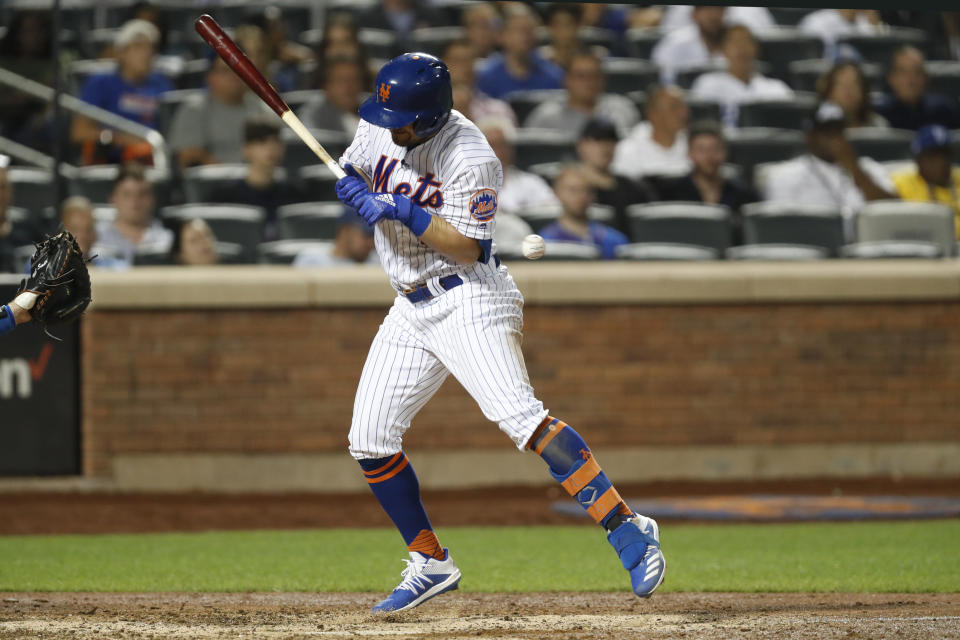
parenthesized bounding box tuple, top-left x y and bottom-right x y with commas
(1, 521, 958, 593)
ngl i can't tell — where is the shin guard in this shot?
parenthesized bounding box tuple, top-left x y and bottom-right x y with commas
(528, 417, 631, 527)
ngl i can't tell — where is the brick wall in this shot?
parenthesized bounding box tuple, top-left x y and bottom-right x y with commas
(80, 301, 960, 477)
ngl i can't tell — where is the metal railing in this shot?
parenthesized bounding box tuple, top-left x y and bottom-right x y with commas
(0, 66, 169, 173)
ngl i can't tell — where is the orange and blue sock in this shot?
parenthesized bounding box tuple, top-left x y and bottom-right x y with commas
(358, 452, 445, 560)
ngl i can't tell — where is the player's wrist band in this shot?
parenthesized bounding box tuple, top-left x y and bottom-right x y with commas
(0, 305, 16, 335)
(399, 199, 432, 237)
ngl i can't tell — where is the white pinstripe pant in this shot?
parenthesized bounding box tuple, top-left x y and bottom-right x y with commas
(348, 270, 549, 460)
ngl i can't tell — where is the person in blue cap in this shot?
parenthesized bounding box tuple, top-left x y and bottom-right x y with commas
(892, 124, 960, 239)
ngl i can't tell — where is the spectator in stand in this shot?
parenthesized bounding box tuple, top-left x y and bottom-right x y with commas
(817, 61, 888, 128)
(462, 3, 502, 61)
(799, 9, 884, 61)
(524, 50, 639, 136)
(892, 125, 960, 238)
(475, 6, 564, 100)
(689, 25, 793, 128)
(59, 196, 127, 269)
(358, 0, 437, 57)
(611, 84, 691, 180)
(317, 13, 367, 60)
(299, 54, 368, 134)
(0, 10, 58, 148)
(477, 117, 560, 214)
(170, 218, 219, 266)
(72, 20, 173, 166)
(209, 118, 302, 242)
(764, 102, 896, 240)
(240, 7, 315, 94)
(293, 210, 377, 267)
(537, 4, 608, 71)
(539, 165, 628, 259)
(875, 46, 960, 131)
(0, 156, 18, 273)
(92, 163, 172, 265)
(575, 118, 655, 237)
(659, 5, 775, 34)
(657, 120, 759, 245)
(652, 6, 727, 84)
(169, 26, 272, 168)
(443, 40, 515, 125)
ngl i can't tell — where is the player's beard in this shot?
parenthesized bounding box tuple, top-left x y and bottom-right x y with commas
(390, 129, 417, 147)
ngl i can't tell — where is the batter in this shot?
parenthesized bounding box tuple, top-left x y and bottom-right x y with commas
(334, 53, 665, 612)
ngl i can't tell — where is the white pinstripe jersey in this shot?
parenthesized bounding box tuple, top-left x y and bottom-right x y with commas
(340, 110, 503, 290)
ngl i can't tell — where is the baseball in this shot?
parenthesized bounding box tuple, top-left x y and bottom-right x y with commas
(522, 234, 546, 260)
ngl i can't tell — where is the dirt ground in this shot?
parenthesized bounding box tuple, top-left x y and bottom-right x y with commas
(2, 477, 958, 535)
(1, 592, 958, 640)
(2, 478, 957, 639)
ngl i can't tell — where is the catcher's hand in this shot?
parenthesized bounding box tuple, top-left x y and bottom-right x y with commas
(16, 230, 93, 328)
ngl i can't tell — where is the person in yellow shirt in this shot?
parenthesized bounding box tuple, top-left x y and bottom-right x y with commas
(892, 124, 960, 239)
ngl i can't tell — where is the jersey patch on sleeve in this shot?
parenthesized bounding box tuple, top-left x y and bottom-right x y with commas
(469, 188, 498, 222)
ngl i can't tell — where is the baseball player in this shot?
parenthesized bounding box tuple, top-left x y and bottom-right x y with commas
(334, 53, 665, 613)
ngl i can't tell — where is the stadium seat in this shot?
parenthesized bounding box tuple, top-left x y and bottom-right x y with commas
(578, 26, 617, 50)
(626, 90, 646, 114)
(603, 57, 658, 94)
(177, 58, 210, 90)
(507, 89, 567, 124)
(298, 165, 341, 202)
(182, 165, 287, 203)
(855, 201, 956, 256)
(161, 204, 266, 261)
(516, 205, 562, 232)
(742, 201, 845, 255)
(7, 167, 55, 215)
(140, 241, 245, 266)
(539, 241, 601, 260)
(737, 93, 818, 129)
(70, 165, 171, 207)
(616, 242, 718, 261)
(755, 29, 824, 82)
(410, 26, 465, 56)
(924, 61, 960, 99)
(675, 62, 726, 90)
(587, 204, 616, 225)
(514, 129, 577, 170)
(67, 58, 116, 94)
(625, 28, 663, 60)
(837, 27, 928, 62)
(527, 161, 564, 183)
(259, 239, 335, 265)
(846, 128, 914, 162)
(726, 244, 829, 260)
(767, 8, 815, 26)
(726, 128, 805, 185)
(358, 29, 399, 59)
(789, 59, 883, 94)
(276, 202, 346, 240)
(626, 202, 733, 252)
(285, 90, 321, 113)
(840, 240, 942, 259)
(282, 129, 351, 176)
(685, 97, 723, 124)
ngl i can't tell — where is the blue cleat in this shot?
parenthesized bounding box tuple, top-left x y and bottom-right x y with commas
(607, 514, 666, 598)
(371, 548, 461, 613)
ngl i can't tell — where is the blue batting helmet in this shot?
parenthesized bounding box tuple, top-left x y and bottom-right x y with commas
(358, 52, 453, 138)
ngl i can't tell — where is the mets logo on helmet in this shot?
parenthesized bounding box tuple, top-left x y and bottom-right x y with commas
(469, 188, 497, 222)
(379, 83, 391, 102)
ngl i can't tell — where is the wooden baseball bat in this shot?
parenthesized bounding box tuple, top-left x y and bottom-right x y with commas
(195, 13, 370, 186)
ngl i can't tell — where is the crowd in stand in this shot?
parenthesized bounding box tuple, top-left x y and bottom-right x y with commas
(1, 2, 960, 271)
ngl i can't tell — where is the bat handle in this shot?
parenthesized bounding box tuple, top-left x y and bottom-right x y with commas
(280, 111, 346, 180)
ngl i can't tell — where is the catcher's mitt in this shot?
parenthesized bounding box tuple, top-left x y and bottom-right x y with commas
(16, 230, 92, 328)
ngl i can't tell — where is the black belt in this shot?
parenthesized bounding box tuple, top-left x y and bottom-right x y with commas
(402, 274, 463, 303)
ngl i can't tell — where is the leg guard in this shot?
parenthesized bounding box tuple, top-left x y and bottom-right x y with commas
(528, 417, 630, 527)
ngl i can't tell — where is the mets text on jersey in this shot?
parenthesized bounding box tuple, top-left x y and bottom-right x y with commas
(372, 155, 444, 208)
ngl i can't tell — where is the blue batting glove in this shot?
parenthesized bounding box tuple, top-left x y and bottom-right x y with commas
(356, 193, 432, 236)
(335, 164, 370, 209)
